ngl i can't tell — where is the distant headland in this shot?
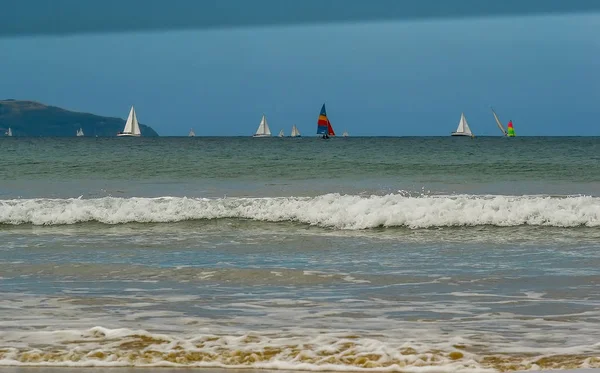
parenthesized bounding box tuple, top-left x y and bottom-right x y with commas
(0, 99, 159, 137)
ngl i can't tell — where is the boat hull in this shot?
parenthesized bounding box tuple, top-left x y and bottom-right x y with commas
(117, 133, 141, 137)
(451, 132, 473, 137)
(252, 134, 271, 138)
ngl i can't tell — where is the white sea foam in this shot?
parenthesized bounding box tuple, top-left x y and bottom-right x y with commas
(1, 291, 600, 371)
(1, 194, 600, 229)
(0, 326, 599, 371)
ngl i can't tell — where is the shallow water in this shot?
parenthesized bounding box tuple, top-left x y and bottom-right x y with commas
(1, 137, 600, 371)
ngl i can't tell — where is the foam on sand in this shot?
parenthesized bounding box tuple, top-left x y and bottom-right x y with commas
(1, 327, 600, 371)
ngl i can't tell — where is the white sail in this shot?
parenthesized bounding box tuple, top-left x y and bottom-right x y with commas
(118, 106, 141, 137)
(461, 114, 473, 135)
(491, 108, 507, 136)
(76, 128, 84, 137)
(456, 115, 464, 133)
(131, 108, 141, 135)
(290, 125, 300, 137)
(188, 128, 196, 137)
(343, 130, 349, 137)
(6, 128, 12, 137)
(278, 129, 284, 137)
(452, 113, 473, 137)
(123, 107, 134, 133)
(253, 114, 271, 137)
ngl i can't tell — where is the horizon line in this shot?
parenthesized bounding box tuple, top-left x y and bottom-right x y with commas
(4, 135, 600, 138)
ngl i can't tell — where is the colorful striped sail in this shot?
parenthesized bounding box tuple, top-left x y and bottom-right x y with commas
(507, 120, 516, 137)
(317, 104, 335, 136)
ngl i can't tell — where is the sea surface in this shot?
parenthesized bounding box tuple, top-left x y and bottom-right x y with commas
(1, 137, 600, 372)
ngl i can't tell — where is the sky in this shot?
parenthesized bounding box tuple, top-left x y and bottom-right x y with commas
(1, 13, 599, 136)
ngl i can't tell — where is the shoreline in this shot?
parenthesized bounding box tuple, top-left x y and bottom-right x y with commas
(1, 368, 600, 373)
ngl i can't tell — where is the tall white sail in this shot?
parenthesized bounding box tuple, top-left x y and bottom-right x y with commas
(278, 129, 284, 137)
(76, 128, 84, 137)
(123, 107, 134, 133)
(253, 115, 271, 137)
(290, 124, 300, 137)
(463, 117, 473, 135)
(131, 108, 141, 135)
(491, 108, 507, 136)
(456, 115, 464, 133)
(5, 128, 12, 137)
(459, 113, 473, 135)
(451, 113, 473, 137)
(188, 128, 196, 137)
(343, 130, 349, 137)
(118, 106, 142, 137)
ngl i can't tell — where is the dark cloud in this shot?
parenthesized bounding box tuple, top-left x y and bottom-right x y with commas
(1, 0, 599, 38)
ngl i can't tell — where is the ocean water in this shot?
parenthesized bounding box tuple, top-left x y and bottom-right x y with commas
(1, 137, 600, 372)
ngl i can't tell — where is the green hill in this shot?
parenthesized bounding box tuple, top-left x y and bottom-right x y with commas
(0, 100, 159, 136)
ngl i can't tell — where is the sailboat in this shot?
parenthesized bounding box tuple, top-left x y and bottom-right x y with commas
(491, 107, 516, 137)
(507, 120, 516, 137)
(342, 130, 349, 137)
(5, 128, 12, 137)
(76, 128, 84, 137)
(188, 128, 196, 137)
(117, 106, 142, 137)
(451, 113, 474, 137)
(278, 129, 284, 137)
(253, 114, 271, 137)
(290, 124, 301, 138)
(317, 103, 336, 139)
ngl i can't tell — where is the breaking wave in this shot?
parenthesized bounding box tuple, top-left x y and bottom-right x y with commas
(1, 194, 600, 229)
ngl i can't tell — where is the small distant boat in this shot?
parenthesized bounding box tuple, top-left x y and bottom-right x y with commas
(491, 107, 516, 137)
(290, 124, 301, 138)
(317, 103, 335, 139)
(76, 128, 84, 137)
(342, 130, 349, 137)
(117, 106, 142, 137)
(451, 113, 474, 137)
(278, 129, 284, 137)
(5, 128, 12, 137)
(188, 128, 196, 137)
(253, 114, 271, 137)
(507, 120, 516, 137)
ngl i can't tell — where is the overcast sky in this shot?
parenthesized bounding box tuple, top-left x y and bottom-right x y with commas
(1, 13, 598, 136)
